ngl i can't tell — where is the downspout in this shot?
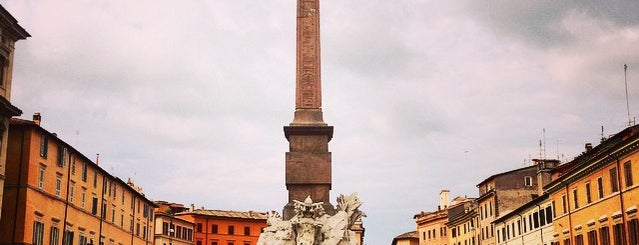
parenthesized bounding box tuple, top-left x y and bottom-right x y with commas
(535, 204, 543, 245)
(10, 127, 26, 244)
(563, 181, 573, 245)
(62, 147, 72, 245)
(99, 176, 106, 245)
(517, 214, 523, 245)
(614, 158, 628, 244)
(205, 215, 209, 245)
(131, 196, 136, 245)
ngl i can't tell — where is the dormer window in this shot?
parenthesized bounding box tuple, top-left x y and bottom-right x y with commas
(524, 176, 533, 187)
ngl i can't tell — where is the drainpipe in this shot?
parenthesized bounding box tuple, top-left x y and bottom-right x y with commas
(563, 181, 573, 245)
(614, 158, 629, 244)
(99, 176, 106, 245)
(62, 147, 72, 245)
(517, 214, 523, 245)
(535, 204, 544, 245)
(10, 127, 26, 244)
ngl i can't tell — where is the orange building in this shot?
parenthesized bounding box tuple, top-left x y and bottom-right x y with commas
(414, 190, 451, 245)
(0, 3, 29, 220)
(0, 116, 157, 245)
(545, 125, 639, 245)
(176, 209, 268, 245)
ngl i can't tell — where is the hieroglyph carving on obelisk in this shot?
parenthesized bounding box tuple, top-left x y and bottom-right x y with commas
(292, 0, 325, 126)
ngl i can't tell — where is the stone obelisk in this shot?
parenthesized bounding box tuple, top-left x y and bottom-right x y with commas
(283, 0, 334, 219)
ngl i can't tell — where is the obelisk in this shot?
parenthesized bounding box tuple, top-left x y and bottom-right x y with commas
(283, 0, 334, 219)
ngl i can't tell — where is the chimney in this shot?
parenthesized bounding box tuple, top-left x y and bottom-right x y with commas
(439, 190, 450, 210)
(585, 143, 593, 152)
(190, 204, 195, 212)
(33, 112, 41, 126)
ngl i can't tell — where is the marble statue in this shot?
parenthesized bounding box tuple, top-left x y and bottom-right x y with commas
(258, 193, 365, 245)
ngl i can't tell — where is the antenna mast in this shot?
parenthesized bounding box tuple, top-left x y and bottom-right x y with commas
(625, 64, 631, 127)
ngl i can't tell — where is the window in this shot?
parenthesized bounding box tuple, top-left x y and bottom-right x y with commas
(563, 238, 570, 245)
(624, 161, 633, 187)
(79, 234, 87, 245)
(71, 157, 75, 175)
(111, 208, 115, 223)
(572, 188, 579, 209)
(600, 226, 611, 245)
(613, 223, 626, 245)
(540, 209, 546, 226)
(63, 230, 74, 245)
(81, 189, 86, 208)
(545, 206, 553, 224)
(91, 196, 98, 215)
(38, 167, 45, 190)
(120, 212, 124, 228)
(585, 182, 592, 204)
(597, 177, 604, 199)
(562, 195, 567, 214)
(33, 221, 45, 245)
(40, 134, 48, 158)
(610, 167, 619, 193)
(55, 174, 62, 197)
(228, 225, 234, 235)
(69, 183, 75, 203)
(50, 226, 60, 245)
(81, 163, 87, 182)
(587, 230, 598, 245)
(197, 223, 202, 232)
(212, 224, 218, 234)
(524, 176, 533, 187)
(244, 226, 250, 236)
(629, 219, 639, 245)
(163, 222, 169, 235)
(533, 212, 539, 228)
(575, 234, 584, 245)
(93, 172, 97, 188)
(197, 241, 202, 245)
(136, 223, 140, 236)
(57, 146, 67, 167)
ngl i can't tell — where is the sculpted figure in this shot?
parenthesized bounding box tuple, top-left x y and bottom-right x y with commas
(257, 194, 364, 245)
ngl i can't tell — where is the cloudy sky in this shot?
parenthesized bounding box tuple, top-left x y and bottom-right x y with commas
(2, 0, 639, 244)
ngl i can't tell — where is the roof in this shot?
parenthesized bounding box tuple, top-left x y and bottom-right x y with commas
(545, 124, 639, 193)
(177, 209, 268, 220)
(0, 4, 30, 40)
(10, 118, 158, 207)
(476, 165, 537, 187)
(391, 231, 419, 245)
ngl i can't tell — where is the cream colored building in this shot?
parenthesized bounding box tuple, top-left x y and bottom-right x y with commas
(493, 194, 555, 245)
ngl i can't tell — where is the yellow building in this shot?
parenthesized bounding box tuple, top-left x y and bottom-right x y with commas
(0, 3, 29, 220)
(0, 116, 157, 245)
(545, 125, 639, 245)
(446, 198, 478, 245)
(154, 201, 195, 245)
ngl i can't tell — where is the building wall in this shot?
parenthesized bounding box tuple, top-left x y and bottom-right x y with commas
(494, 197, 554, 245)
(177, 211, 267, 245)
(0, 119, 156, 245)
(154, 213, 194, 245)
(550, 154, 639, 245)
(415, 210, 448, 245)
(0, 4, 29, 221)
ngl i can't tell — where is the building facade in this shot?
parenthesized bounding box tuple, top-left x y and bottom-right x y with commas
(545, 125, 639, 245)
(154, 201, 194, 245)
(176, 209, 268, 245)
(414, 190, 450, 245)
(0, 3, 29, 220)
(476, 160, 556, 245)
(0, 116, 156, 245)
(493, 194, 555, 245)
(446, 198, 478, 245)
